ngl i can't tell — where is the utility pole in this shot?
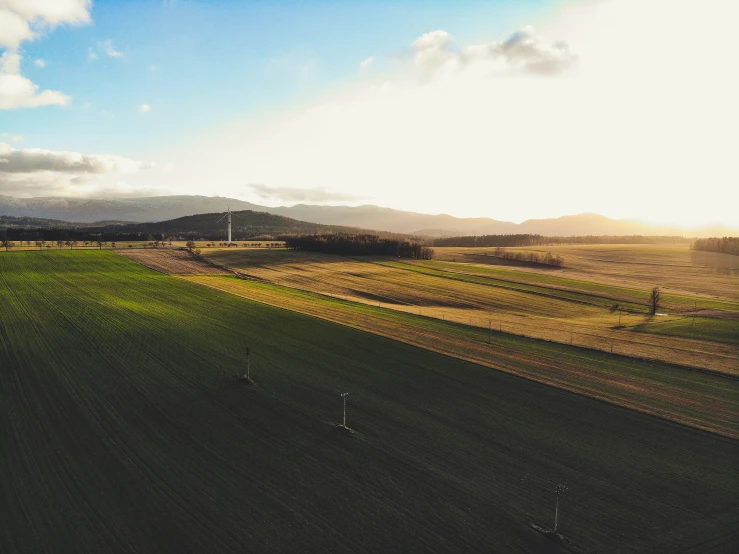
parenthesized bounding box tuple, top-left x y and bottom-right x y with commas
(618, 309, 622, 327)
(340, 392, 350, 428)
(245, 346, 250, 380)
(553, 484, 567, 533)
(488, 320, 492, 344)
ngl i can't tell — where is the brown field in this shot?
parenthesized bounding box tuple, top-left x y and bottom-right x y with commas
(199, 248, 739, 374)
(118, 248, 229, 274)
(433, 243, 739, 302)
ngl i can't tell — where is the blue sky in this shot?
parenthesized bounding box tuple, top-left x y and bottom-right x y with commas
(1, 0, 737, 227)
(3, 0, 552, 158)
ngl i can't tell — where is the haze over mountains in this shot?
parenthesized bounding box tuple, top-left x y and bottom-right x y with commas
(0, 195, 735, 238)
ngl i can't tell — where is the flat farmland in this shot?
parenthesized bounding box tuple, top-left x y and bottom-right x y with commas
(201, 249, 739, 371)
(432, 244, 739, 303)
(184, 274, 739, 437)
(1, 251, 738, 553)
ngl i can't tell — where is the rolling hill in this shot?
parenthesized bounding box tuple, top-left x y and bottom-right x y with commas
(3, 194, 736, 237)
(1, 209, 409, 241)
(97, 210, 400, 239)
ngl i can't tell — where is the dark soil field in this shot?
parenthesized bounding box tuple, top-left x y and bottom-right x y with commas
(1, 251, 738, 553)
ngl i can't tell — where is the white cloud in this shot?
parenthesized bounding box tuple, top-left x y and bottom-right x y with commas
(0, 51, 68, 110)
(33, 58, 46, 68)
(0, 8, 33, 49)
(0, 0, 91, 109)
(161, 0, 739, 228)
(411, 26, 576, 75)
(148, 64, 158, 71)
(98, 39, 123, 59)
(412, 30, 456, 71)
(87, 40, 124, 61)
(264, 50, 319, 83)
(360, 57, 374, 70)
(0, 72, 70, 109)
(0, 132, 23, 142)
(248, 183, 362, 203)
(461, 25, 576, 75)
(0, 142, 153, 174)
(139, 103, 151, 113)
(0, 141, 155, 196)
(0, 0, 91, 27)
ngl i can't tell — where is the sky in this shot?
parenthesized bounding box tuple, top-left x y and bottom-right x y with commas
(0, 0, 737, 228)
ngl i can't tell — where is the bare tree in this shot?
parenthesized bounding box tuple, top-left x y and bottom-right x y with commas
(649, 287, 661, 315)
(1, 230, 12, 251)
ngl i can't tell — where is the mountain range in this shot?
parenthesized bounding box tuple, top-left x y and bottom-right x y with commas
(0, 194, 735, 237)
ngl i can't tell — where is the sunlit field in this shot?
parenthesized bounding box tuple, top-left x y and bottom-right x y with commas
(432, 243, 739, 302)
(199, 248, 739, 374)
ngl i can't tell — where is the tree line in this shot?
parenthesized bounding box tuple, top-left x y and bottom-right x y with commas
(489, 247, 564, 267)
(284, 234, 434, 259)
(430, 234, 692, 247)
(691, 237, 739, 256)
(1, 228, 171, 243)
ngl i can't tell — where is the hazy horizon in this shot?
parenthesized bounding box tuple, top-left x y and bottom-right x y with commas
(1, 0, 738, 228)
(3, 192, 739, 233)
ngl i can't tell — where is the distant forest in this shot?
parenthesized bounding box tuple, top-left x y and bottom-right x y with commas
(285, 234, 434, 259)
(430, 234, 692, 247)
(692, 237, 739, 256)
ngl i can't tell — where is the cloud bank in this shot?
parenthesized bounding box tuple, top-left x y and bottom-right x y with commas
(248, 183, 362, 203)
(0, 142, 155, 196)
(0, 0, 91, 109)
(410, 26, 576, 76)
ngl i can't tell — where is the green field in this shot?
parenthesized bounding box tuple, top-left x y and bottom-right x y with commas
(1, 250, 738, 553)
(634, 316, 739, 345)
